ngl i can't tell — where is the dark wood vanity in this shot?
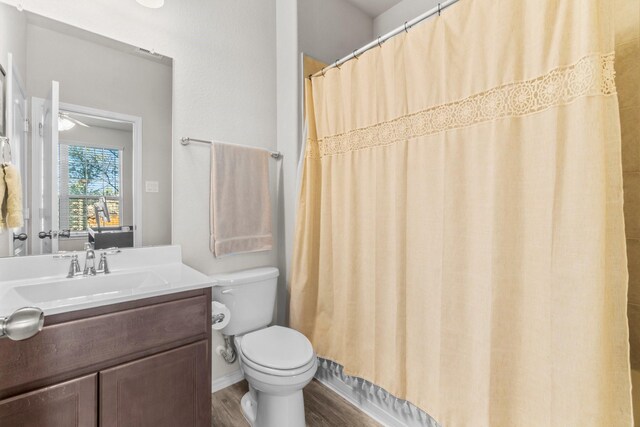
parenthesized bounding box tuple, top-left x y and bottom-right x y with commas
(0, 288, 212, 426)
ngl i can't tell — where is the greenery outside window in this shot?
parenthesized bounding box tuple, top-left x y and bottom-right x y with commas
(59, 143, 123, 234)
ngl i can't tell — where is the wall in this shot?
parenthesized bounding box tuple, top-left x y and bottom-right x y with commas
(373, 0, 438, 36)
(0, 0, 277, 381)
(0, 4, 27, 257)
(275, 0, 298, 327)
(25, 22, 171, 247)
(298, 0, 373, 64)
(0, 2, 26, 76)
(57, 124, 133, 253)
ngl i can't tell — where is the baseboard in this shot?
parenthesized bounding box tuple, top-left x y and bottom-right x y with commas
(211, 369, 245, 393)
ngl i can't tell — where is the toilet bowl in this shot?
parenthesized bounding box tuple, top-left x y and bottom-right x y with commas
(210, 268, 317, 427)
(235, 326, 317, 426)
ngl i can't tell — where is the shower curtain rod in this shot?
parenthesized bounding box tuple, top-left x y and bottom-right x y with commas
(310, 0, 461, 79)
(180, 137, 282, 159)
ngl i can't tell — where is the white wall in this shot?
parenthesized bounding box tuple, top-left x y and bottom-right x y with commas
(0, 3, 26, 76)
(0, 4, 26, 257)
(25, 22, 172, 247)
(275, 0, 299, 326)
(0, 0, 277, 381)
(298, 0, 373, 64)
(373, 0, 439, 35)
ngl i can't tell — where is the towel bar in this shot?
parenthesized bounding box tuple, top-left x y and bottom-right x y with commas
(180, 137, 282, 159)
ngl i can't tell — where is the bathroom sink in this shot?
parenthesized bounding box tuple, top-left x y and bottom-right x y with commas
(0, 246, 213, 316)
(12, 270, 169, 307)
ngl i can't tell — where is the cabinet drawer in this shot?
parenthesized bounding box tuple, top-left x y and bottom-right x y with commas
(0, 293, 209, 399)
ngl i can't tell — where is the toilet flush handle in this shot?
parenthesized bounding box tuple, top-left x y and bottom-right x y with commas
(212, 313, 226, 325)
(221, 289, 234, 295)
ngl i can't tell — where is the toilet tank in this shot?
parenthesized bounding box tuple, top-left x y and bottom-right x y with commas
(210, 267, 279, 336)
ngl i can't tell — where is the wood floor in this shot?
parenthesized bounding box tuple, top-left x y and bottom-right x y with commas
(211, 379, 382, 427)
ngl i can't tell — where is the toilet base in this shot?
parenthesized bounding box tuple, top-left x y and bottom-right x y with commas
(240, 389, 306, 427)
(241, 392, 257, 426)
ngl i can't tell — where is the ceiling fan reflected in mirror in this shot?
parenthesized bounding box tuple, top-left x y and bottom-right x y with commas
(136, 0, 164, 8)
(58, 112, 90, 132)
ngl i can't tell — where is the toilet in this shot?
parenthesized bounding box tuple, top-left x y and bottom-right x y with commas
(210, 267, 317, 427)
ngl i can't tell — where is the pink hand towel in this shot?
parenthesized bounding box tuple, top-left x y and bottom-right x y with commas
(210, 142, 272, 257)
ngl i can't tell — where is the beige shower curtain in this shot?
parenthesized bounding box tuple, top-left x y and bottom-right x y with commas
(290, 0, 632, 425)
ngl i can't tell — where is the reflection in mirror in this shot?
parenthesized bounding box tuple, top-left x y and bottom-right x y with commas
(55, 110, 135, 253)
(0, 3, 173, 257)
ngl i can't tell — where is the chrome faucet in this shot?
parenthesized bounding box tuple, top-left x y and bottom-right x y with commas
(97, 253, 110, 274)
(83, 247, 97, 276)
(53, 252, 82, 278)
(67, 255, 81, 278)
(95, 248, 121, 275)
(54, 245, 120, 278)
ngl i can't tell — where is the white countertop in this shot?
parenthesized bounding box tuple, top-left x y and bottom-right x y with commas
(0, 246, 213, 316)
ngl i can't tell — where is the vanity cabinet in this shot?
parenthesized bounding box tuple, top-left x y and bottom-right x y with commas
(0, 374, 97, 427)
(0, 288, 212, 427)
(100, 341, 210, 426)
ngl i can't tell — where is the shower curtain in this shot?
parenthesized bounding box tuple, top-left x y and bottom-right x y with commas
(290, 0, 632, 425)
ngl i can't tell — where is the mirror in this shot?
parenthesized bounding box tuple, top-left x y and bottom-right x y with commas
(0, 3, 173, 257)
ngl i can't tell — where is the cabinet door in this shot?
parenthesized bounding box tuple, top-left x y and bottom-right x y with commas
(100, 340, 211, 427)
(0, 374, 97, 427)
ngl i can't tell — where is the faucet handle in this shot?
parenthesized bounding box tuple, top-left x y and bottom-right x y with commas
(66, 254, 81, 278)
(71, 255, 81, 274)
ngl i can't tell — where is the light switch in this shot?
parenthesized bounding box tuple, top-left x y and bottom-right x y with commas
(145, 181, 159, 193)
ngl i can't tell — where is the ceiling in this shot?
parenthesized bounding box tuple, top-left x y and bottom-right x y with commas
(343, 0, 403, 17)
(27, 11, 172, 66)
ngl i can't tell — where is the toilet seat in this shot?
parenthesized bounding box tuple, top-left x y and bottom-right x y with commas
(238, 326, 315, 377)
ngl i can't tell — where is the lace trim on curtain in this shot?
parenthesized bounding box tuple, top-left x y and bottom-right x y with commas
(307, 52, 616, 158)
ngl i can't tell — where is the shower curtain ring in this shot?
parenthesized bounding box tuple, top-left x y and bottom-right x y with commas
(352, 50, 359, 60)
(335, 60, 341, 70)
(438, 3, 441, 15)
(321, 68, 326, 77)
(404, 21, 410, 33)
(377, 36, 383, 48)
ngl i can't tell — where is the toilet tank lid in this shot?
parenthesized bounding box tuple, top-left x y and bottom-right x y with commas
(209, 267, 279, 285)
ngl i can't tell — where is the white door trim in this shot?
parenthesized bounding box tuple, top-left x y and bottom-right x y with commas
(7, 53, 29, 256)
(30, 97, 43, 255)
(5, 53, 14, 257)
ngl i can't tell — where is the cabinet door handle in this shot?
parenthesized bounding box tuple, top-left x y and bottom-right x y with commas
(0, 307, 45, 341)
